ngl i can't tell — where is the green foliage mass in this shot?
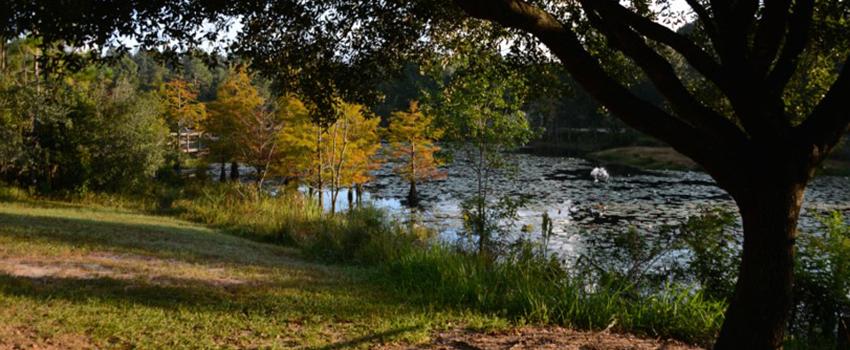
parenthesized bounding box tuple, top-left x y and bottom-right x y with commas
(0, 62, 168, 193)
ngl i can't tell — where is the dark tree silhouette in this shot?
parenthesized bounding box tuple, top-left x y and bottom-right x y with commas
(449, 2, 849, 348)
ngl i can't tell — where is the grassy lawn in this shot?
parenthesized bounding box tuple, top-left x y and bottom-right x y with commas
(0, 199, 502, 349)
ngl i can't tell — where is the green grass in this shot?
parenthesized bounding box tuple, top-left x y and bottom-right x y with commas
(0, 197, 503, 349)
(0, 184, 724, 348)
(380, 245, 726, 346)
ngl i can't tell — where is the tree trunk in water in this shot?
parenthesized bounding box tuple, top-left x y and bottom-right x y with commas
(347, 186, 354, 210)
(230, 162, 239, 181)
(355, 184, 363, 207)
(218, 161, 226, 182)
(407, 181, 418, 206)
(318, 183, 324, 212)
(330, 188, 337, 215)
(714, 181, 806, 349)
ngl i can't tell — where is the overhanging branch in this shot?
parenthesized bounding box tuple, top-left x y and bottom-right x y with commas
(452, 0, 741, 182)
(766, 0, 815, 97)
(586, 0, 732, 97)
(753, 0, 792, 76)
(580, 0, 746, 146)
(797, 55, 850, 161)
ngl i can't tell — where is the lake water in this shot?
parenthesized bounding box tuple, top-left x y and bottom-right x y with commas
(220, 152, 850, 257)
(312, 152, 850, 256)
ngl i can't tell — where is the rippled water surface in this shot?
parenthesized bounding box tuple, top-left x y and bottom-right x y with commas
(224, 152, 849, 256)
(332, 153, 850, 254)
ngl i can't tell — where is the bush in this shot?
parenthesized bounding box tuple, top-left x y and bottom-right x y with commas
(790, 211, 850, 348)
(0, 75, 168, 194)
(679, 208, 740, 301)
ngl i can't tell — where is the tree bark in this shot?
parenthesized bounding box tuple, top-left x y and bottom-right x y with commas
(355, 184, 363, 206)
(230, 162, 239, 181)
(331, 189, 337, 214)
(0, 37, 6, 77)
(347, 186, 354, 210)
(218, 161, 226, 182)
(715, 169, 807, 349)
(407, 181, 418, 206)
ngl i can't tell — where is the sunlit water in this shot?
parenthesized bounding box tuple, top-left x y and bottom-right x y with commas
(219, 152, 850, 257)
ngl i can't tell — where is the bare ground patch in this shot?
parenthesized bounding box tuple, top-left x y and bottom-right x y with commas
(381, 327, 702, 350)
(0, 325, 93, 350)
(0, 252, 250, 288)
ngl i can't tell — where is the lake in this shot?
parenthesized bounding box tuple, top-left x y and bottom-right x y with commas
(312, 152, 850, 256)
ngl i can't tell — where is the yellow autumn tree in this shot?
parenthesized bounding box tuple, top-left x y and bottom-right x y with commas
(159, 79, 206, 169)
(275, 98, 381, 212)
(274, 94, 315, 185)
(386, 101, 445, 205)
(205, 67, 268, 183)
(324, 102, 382, 214)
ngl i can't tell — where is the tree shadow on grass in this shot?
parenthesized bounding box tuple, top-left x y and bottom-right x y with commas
(0, 273, 235, 311)
(0, 211, 298, 268)
(0, 270, 414, 323)
(0, 272, 429, 347)
(0, 206, 437, 348)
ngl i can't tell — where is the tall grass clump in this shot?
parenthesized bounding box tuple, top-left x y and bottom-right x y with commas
(171, 183, 432, 263)
(296, 206, 433, 265)
(379, 243, 726, 346)
(0, 185, 33, 203)
(175, 183, 321, 244)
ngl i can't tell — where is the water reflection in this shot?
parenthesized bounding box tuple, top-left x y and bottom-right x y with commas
(222, 153, 850, 257)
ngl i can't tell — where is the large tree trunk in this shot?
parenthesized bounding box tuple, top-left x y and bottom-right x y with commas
(715, 172, 807, 349)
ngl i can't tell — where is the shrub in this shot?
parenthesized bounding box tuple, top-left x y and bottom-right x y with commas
(0, 76, 168, 194)
(679, 208, 740, 301)
(790, 211, 850, 348)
